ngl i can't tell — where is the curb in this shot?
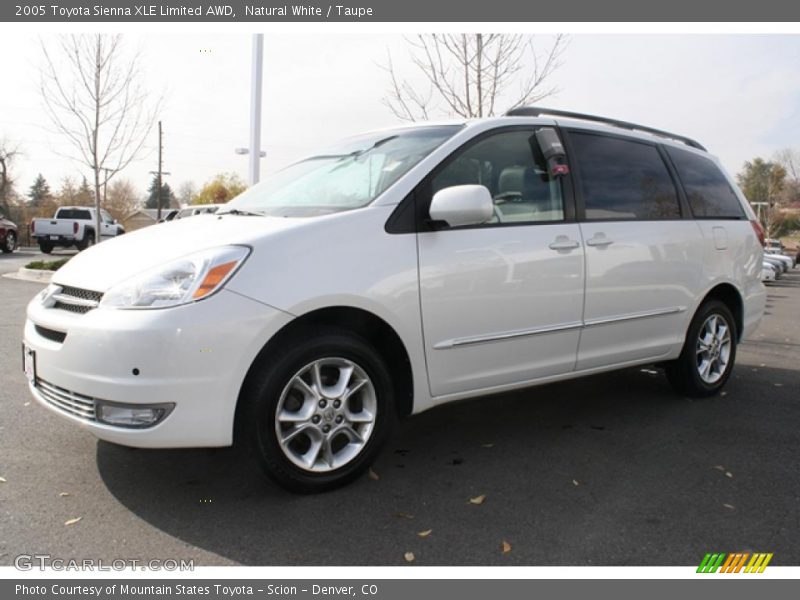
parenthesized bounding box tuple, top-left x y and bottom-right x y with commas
(2, 268, 54, 283)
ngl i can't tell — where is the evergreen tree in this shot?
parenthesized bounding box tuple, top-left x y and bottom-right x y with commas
(76, 176, 95, 206)
(27, 174, 52, 207)
(145, 175, 175, 210)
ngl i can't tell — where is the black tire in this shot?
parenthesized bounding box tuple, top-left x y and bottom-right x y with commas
(2, 231, 16, 254)
(38, 241, 53, 254)
(76, 231, 95, 251)
(241, 328, 395, 493)
(665, 300, 737, 398)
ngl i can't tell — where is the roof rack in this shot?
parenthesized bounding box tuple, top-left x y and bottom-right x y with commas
(504, 106, 706, 151)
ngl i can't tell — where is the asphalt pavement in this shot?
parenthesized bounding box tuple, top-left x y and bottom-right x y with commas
(0, 263, 798, 566)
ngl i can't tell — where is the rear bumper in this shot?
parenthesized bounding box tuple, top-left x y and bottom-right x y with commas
(33, 234, 77, 245)
(24, 289, 293, 448)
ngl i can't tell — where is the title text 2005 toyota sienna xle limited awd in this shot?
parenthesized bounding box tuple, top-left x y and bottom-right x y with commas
(23, 107, 766, 492)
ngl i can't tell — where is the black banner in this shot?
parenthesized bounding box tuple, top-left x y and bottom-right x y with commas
(3, 0, 800, 22)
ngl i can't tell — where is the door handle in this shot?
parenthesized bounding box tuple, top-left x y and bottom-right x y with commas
(586, 234, 613, 247)
(549, 237, 581, 251)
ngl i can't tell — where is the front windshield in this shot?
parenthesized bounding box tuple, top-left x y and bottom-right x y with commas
(224, 125, 462, 217)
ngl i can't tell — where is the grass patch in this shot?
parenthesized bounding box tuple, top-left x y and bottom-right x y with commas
(25, 258, 71, 271)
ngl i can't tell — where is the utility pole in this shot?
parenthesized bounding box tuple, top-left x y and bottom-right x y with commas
(249, 34, 264, 185)
(149, 121, 171, 220)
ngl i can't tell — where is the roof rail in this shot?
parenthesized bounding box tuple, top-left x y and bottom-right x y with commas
(504, 106, 706, 151)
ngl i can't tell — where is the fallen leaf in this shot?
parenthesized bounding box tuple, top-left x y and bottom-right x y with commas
(368, 468, 380, 481)
(572, 479, 580, 486)
(725, 472, 733, 478)
(0, 476, 6, 483)
(501, 540, 512, 554)
(481, 443, 494, 448)
(713, 465, 725, 472)
(24, 402, 30, 406)
(404, 552, 415, 563)
(417, 529, 432, 538)
(59, 492, 71, 497)
(723, 503, 735, 510)
(720, 392, 727, 397)
(469, 494, 486, 505)
(393, 512, 414, 519)
(774, 383, 783, 387)
(64, 517, 82, 526)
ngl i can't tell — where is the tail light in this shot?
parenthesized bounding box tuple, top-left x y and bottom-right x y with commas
(750, 220, 765, 247)
(30, 220, 35, 233)
(73, 221, 78, 234)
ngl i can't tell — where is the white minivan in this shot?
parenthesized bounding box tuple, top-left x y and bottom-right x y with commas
(23, 108, 766, 492)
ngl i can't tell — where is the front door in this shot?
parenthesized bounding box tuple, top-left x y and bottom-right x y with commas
(417, 128, 585, 398)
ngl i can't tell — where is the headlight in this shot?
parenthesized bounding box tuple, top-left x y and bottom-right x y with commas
(100, 246, 250, 309)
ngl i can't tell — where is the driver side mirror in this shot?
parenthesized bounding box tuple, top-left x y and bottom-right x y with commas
(429, 185, 494, 228)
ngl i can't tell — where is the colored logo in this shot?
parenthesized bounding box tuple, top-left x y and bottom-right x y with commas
(697, 552, 773, 573)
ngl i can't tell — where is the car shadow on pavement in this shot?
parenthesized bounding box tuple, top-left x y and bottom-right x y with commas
(96, 364, 800, 566)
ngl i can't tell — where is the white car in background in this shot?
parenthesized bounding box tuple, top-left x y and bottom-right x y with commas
(174, 204, 227, 219)
(23, 108, 766, 492)
(761, 262, 777, 282)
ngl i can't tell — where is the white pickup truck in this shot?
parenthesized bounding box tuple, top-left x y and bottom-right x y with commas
(31, 206, 125, 253)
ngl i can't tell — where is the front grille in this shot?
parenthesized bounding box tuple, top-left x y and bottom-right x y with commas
(36, 379, 97, 422)
(34, 325, 67, 343)
(51, 284, 103, 314)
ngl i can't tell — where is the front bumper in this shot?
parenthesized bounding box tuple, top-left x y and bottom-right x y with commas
(24, 289, 293, 448)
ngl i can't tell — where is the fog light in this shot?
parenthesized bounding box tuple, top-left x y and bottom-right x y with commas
(95, 401, 174, 428)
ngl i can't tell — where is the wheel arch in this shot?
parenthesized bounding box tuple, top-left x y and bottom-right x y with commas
(233, 305, 415, 444)
(699, 282, 744, 342)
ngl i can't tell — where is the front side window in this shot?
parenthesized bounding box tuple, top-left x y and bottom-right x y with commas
(430, 130, 565, 224)
(227, 125, 463, 217)
(570, 132, 681, 220)
(665, 146, 744, 219)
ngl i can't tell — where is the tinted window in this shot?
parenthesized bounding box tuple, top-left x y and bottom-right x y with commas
(57, 209, 92, 220)
(665, 147, 744, 219)
(571, 132, 680, 220)
(431, 130, 564, 224)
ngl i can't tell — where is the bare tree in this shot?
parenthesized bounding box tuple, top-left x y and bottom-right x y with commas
(775, 148, 800, 181)
(382, 34, 567, 121)
(40, 34, 158, 242)
(0, 139, 21, 216)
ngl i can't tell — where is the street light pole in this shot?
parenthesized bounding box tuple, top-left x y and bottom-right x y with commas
(249, 34, 264, 186)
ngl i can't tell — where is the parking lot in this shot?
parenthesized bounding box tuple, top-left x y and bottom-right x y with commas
(0, 257, 798, 566)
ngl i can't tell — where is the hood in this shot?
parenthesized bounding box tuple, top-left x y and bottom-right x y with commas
(52, 214, 303, 292)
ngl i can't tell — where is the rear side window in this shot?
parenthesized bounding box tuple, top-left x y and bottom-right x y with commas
(570, 132, 681, 220)
(665, 147, 744, 219)
(56, 209, 92, 220)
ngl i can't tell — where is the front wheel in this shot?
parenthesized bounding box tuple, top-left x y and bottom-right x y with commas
(665, 300, 737, 398)
(242, 329, 395, 493)
(2, 231, 16, 253)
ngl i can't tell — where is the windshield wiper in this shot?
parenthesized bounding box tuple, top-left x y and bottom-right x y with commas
(217, 208, 265, 217)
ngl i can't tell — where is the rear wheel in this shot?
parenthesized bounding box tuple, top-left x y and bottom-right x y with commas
(665, 300, 737, 397)
(38, 241, 52, 254)
(242, 329, 395, 493)
(76, 232, 95, 251)
(2, 231, 16, 253)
